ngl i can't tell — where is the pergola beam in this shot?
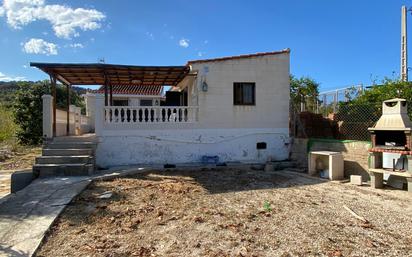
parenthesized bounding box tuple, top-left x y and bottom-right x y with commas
(49, 74, 57, 137)
(65, 83, 70, 135)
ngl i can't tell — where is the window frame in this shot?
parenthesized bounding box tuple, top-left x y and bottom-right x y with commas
(140, 99, 153, 106)
(233, 82, 256, 106)
(112, 99, 129, 106)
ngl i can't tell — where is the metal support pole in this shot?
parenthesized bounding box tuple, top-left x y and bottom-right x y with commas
(49, 75, 57, 137)
(66, 84, 70, 135)
(110, 83, 113, 106)
(401, 6, 408, 82)
(104, 83, 108, 106)
(103, 72, 109, 106)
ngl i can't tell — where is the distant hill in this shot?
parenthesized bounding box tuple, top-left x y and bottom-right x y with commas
(0, 81, 87, 108)
(0, 81, 19, 107)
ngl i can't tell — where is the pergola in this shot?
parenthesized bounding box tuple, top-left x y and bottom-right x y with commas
(30, 62, 190, 136)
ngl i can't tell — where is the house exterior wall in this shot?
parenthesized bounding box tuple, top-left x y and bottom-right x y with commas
(191, 53, 290, 129)
(96, 128, 289, 167)
(95, 52, 291, 168)
(84, 93, 95, 131)
(55, 108, 91, 136)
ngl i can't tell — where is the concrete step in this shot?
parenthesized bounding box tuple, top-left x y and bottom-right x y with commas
(42, 149, 93, 156)
(33, 163, 94, 177)
(52, 135, 96, 143)
(45, 142, 96, 149)
(35, 155, 93, 164)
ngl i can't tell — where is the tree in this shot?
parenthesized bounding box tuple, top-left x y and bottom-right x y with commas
(349, 78, 412, 105)
(13, 81, 85, 145)
(333, 79, 412, 140)
(13, 81, 49, 145)
(290, 75, 320, 112)
(339, 78, 412, 118)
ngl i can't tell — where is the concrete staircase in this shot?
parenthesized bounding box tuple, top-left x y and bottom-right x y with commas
(33, 135, 96, 177)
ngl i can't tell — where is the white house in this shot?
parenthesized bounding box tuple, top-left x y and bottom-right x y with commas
(33, 49, 291, 168)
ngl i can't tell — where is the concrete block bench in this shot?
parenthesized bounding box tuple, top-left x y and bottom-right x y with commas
(368, 168, 412, 192)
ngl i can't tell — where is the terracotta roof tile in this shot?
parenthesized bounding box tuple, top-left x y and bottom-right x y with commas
(95, 85, 163, 96)
(187, 48, 290, 64)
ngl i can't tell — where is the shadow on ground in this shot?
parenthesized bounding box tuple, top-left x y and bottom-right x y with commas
(124, 167, 327, 194)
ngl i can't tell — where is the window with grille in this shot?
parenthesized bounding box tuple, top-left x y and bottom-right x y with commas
(140, 99, 153, 106)
(233, 82, 255, 105)
(113, 99, 129, 106)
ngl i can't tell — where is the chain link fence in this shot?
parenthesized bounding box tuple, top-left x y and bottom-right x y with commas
(332, 103, 381, 141)
(291, 96, 383, 141)
(290, 83, 412, 141)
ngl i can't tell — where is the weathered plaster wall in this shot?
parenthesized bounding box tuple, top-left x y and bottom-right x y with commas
(96, 128, 290, 168)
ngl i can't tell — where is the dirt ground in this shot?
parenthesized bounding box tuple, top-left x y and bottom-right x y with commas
(0, 146, 41, 171)
(36, 167, 412, 257)
(0, 146, 41, 198)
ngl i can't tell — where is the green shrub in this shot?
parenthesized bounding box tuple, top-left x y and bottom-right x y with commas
(13, 82, 50, 145)
(12, 81, 86, 145)
(0, 105, 17, 142)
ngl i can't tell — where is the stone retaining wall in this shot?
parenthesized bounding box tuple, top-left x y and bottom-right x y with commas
(291, 138, 371, 181)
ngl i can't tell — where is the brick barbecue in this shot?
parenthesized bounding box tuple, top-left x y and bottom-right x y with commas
(368, 98, 412, 153)
(367, 98, 412, 192)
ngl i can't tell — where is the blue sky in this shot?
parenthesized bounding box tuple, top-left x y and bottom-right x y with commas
(0, 0, 410, 91)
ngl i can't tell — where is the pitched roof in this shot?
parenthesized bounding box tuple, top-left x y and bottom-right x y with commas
(187, 48, 290, 64)
(95, 85, 163, 96)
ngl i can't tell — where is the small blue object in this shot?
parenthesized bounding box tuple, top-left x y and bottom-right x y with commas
(201, 155, 219, 164)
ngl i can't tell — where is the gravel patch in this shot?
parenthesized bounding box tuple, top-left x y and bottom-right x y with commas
(35, 167, 412, 257)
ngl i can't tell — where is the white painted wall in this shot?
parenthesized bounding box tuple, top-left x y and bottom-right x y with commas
(84, 93, 95, 131)
(55, 108, 91, 136)
(191, 53, 290, 129)
(95, 52, 290, 167)
(96, 128, 289, 167)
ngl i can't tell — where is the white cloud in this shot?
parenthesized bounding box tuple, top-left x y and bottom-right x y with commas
(145, 32, 154, 40)
(22, 38, 58, 55)
(179, 38, 189, 48)
(0, 0, 105, 39)
(197, 52, 203, 57)
(69, 43, 84, 48)
(0, 71, 25, 81)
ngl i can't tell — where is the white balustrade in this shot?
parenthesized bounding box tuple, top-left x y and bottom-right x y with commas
(103, 106, 198, 124)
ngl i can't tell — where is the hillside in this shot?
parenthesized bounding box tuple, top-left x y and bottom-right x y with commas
(0, 81, 87, 108)
(0, 81, 19, 107)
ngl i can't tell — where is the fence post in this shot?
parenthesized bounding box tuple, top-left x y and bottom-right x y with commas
(42, 94, 53, 139)
(95, 95, 104, 136)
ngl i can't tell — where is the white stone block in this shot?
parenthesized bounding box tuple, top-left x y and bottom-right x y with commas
(350, 175, 362, 186)
(42, 94, 53, 139)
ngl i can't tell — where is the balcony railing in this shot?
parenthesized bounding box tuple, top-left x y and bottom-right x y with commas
(104, 106, 198, 124)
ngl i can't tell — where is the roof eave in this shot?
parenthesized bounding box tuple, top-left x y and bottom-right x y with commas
(187, 48, 290, 65)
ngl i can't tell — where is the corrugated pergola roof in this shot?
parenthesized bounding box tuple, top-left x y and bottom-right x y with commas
(30, 62, 190, 86)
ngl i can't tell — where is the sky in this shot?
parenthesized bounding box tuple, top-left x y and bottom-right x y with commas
(0, 0, 411, 91)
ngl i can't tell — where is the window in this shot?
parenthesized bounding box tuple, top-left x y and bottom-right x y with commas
(233, 82, 255, 105)
(140, 99, 153, 106)
(113, 99, 129, 106)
